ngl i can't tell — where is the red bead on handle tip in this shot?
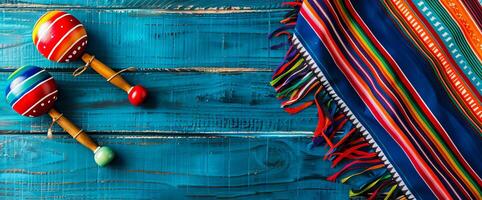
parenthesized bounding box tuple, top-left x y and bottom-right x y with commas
(33, 11, 148, 106)
(128, 85, 148, 106)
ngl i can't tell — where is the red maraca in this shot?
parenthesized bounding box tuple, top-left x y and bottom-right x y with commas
(6, 66, 115, 166)
(32, 11, 147, 106)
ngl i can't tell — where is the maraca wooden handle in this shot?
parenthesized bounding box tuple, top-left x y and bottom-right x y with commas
(81, 53, 132, 93)
(48, 108, 98, 152)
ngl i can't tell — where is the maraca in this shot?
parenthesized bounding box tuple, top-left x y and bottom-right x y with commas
(32, 11, 147, 106)
(5, 66, 115, 166)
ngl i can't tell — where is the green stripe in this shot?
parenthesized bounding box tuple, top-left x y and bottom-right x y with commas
(341, 1, 480, 193)
(276, 72, 313, 98)
(270, 58, 305, 86)
(424, 0, 482, 79)
(349, 173, 392, 197)
(7, 66, 30, 80)
(6, 71, 50, 104)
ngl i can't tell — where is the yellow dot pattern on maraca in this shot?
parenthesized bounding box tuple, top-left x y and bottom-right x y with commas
(32, 10, 88, 62)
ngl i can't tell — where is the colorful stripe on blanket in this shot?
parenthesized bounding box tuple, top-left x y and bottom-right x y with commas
(270, 0, 482, 199)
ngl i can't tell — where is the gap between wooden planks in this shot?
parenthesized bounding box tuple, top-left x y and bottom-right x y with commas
(0, 71, 317, 134)
(0, 134, 350, 199)
(0, 0, 290, 11)
(0, 6, 290, 13)
(0, 67, 273, 73)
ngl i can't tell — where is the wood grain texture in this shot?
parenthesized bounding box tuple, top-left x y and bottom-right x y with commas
(0, 72, 317, 133)
(0, 9, 287, 70)
(0, 0, 352, 198)
(0, 0, 288, 9)
(0, 134, 349, 199)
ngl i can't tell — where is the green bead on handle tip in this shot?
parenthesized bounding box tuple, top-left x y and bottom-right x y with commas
(94, 146, 115, 167)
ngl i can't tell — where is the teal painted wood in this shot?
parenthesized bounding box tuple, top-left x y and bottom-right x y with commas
(0, 72, 317, 133)
(0, 0, 288, 9)
(0, 9, 287, 70)
(0, 0, 351, 198)
(0, 135, 350, 199)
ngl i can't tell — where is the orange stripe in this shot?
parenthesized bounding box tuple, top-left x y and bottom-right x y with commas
(302, 3, 451, 198)
(340, 1, 471, 196)
(396, 0, 482, 129)
(384, 4, 475, 198)
(385, 0, 481, 196)
(50, 28, 87, 61)
(441, 0, 482, 62)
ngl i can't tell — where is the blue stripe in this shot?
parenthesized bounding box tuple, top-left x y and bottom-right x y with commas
(7, 72, 50, 106)
(414, 0, 482, 94)
(354, 0, 482, 183)
(295, 2, 434, 198)
(5, 66, 42, 96)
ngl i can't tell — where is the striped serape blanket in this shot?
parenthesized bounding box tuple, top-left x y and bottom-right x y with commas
(270, 0, 482, 199)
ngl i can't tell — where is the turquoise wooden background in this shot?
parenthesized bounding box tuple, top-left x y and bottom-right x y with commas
(0, 1, 351, 199)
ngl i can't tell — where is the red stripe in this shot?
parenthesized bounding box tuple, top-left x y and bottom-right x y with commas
(300, 4, 451, 198)
(36, 14, 81, 59)
(342, 1, 472, 197)
(407, 0, 482, 190)
(327, 1, 467, 196)
(12, 78, 56, 115)
(386, 0, 482, 188)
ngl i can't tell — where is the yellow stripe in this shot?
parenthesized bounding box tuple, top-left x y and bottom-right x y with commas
(385, 1, 481, 195)
(381, 1, 481, 195)
(32, 11, 62, 44)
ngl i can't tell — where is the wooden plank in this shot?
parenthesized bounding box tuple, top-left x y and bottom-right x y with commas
(0, 134, 350, 199)
(0, 0, 288, 9)
(0, 9, 287, 70)
(0, 72, 317, 133)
